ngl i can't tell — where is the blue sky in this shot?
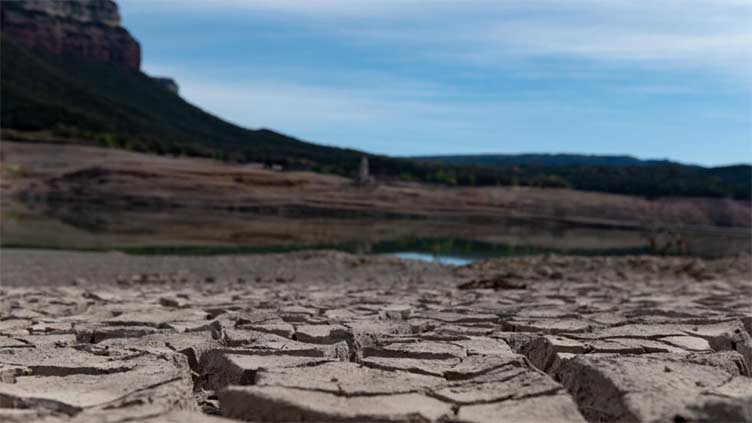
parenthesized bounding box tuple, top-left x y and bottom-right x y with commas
(119, 0, 751, 166)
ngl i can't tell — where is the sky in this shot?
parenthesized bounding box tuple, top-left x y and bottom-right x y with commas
(119, 0, 751, 166)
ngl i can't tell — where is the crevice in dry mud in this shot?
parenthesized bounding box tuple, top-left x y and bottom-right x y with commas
(26, 364, 135, 377)
(188, 344, 351, 416)
(443, 363, 526, 383)
(554, 360, 637, 423)
(97, 411, 166, 423)
(442, 385, 566, 408)
(357, 359, 444, 377)
(514, 334, 612, 423)
(0, 392, 83, 416)
(92, 376, 184, 410)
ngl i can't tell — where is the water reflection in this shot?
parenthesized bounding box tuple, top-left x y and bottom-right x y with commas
(2, 201, 749, 259)
(381, 252, 473, 266)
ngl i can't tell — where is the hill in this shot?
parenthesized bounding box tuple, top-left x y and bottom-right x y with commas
(413, 153, 685, 167)
(414, 154, 751, 199)
(0, 36, 373, 170)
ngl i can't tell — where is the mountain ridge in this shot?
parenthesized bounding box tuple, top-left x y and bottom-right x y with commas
(413, 153, 750, 169)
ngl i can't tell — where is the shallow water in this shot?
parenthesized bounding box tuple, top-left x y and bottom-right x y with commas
(380, 252, 474, 266)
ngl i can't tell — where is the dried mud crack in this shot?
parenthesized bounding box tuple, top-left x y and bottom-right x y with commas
(0, 249, 750, 422)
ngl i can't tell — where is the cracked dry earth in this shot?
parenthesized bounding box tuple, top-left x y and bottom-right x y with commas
(0, 249, 751, 422)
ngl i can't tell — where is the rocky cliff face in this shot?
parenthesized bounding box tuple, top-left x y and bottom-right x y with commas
(1, 0, 140, 69)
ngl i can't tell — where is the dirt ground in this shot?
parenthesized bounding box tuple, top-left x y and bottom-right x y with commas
(2, 140, 750, 228)
(0, 249, 750, 422)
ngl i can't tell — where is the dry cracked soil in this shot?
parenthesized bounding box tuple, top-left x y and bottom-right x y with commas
(0, 249, 750, 422)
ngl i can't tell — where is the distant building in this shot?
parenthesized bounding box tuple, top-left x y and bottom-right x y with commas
(356, 156, 374, 186)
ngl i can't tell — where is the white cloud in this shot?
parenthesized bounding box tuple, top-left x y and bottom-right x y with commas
(163, 73, 500, 128)
(146, 60, 750, 159)
(123, 0, 752, 83)
(143, 62, 588, 154)
(471, 25, 751, 83)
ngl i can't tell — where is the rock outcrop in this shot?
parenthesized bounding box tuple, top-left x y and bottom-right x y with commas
(153, 77, 180, 95)
(0, 0, 140, 69)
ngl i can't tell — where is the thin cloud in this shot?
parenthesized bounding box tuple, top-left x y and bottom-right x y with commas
(123, 0, 752, 83)
(144, 62, 747, 159)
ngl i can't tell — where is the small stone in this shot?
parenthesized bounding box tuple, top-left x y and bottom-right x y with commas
(159, 296, 190, 308)
(380, 305, 413, 320)
(294, 325, 350, 344)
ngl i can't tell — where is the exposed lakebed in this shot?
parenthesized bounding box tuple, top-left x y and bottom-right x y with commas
(2, 202, 749, 261)
(1, 250, 750, 422)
